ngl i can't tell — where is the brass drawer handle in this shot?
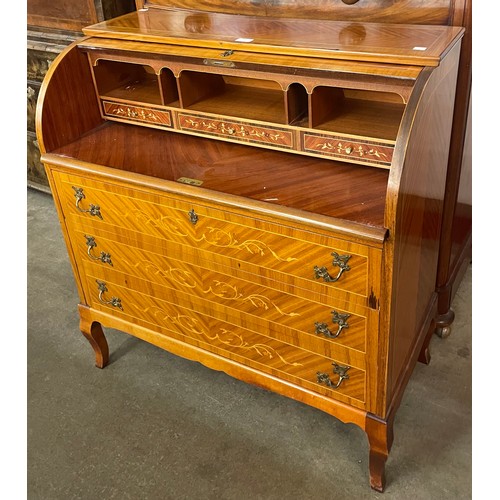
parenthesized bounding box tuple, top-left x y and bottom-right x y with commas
(316, 363, 350, 389)
(314, 311, 350, 339)
(96, 280, 123, 310)
(72, 187, 103, 219)
(85, 236, 113, 266)
(314, 252, 351, 283)
(188, 209, 198, 225)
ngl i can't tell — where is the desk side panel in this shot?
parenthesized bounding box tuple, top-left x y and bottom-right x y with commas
(383, 41, 462, 413)
(36, 42, 103, 154)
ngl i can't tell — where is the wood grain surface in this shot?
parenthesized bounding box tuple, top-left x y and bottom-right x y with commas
(84, 272, 367, 408)
(47, 122, 390, 227)
(71, 227, 370, 353)
(36, 42, 103, 154)
(83, 9, 464, 66)
(81, 42, 412, 166)
(52, 171, 373, 298)
(138, 1, 459, 26)
(80, 37, 424, 79)
(384, 42, 462, 407)
(65, 213, 381, 312)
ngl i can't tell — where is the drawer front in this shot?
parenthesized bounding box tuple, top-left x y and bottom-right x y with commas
(102, 100, 173, 128)
(85, 273, 366, 409)
(53, 172, 377, 301)
(177, 112, 295, 149)
(72, 228, 370, 355)
(302, 132, 394, 167)
(68, 216, 377, 317)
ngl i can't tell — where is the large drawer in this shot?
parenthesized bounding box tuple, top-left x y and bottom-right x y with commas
(83, 273, 367, 410)
(71, 228, 371, 354)
(52, 171, 382, 304)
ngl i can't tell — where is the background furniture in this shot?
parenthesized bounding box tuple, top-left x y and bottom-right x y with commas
(27, 0, 135, 191)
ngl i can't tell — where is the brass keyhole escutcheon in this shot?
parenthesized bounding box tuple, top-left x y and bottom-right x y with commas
(188, 209, 199, 225)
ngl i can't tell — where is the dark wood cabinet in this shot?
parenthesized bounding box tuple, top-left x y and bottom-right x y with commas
(27, 1, 136, 190)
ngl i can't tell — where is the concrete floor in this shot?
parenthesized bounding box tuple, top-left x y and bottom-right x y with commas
(28, 188, 472, 499)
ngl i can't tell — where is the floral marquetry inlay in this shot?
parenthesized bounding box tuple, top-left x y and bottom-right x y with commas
(317, 142, 388, 160)
(178, 113, 294, 148)
(103, 101, 172, 128)
(303, 133, 394, 167)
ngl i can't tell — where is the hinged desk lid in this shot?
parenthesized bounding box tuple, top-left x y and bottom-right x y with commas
(82, 8, 464, 66)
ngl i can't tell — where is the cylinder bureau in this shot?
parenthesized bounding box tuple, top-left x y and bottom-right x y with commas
(36, 3, 464, 491)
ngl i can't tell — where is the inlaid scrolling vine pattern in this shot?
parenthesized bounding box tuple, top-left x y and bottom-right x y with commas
(131, 209, 297, 263)
(204, 280, 300, 317)
(122, 258, 196, 289)
(120, 257, 299, 318)
(129, 304, 303, 367)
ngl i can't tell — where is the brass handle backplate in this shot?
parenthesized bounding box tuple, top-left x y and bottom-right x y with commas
(314, 252, 351, 283)
(96, 280, 123, 310)
(314, 311, 350, 339)
(85, 236, 113, 266)
(316, 362, 350, 389)
(72, 186, 103, 219)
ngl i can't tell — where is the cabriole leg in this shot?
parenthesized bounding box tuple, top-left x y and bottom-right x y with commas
(78, 305, 109, 368)
(366, 414, 394, 492)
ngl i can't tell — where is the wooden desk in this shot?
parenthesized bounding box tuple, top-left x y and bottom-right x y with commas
(36, 1, 466, 491)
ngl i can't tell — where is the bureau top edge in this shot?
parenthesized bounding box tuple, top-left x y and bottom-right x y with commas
(81, 8, 465, 67)
(76, 37, 423, 80)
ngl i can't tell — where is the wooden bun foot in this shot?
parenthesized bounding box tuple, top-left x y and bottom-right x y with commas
(434, 309, 455, 338)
